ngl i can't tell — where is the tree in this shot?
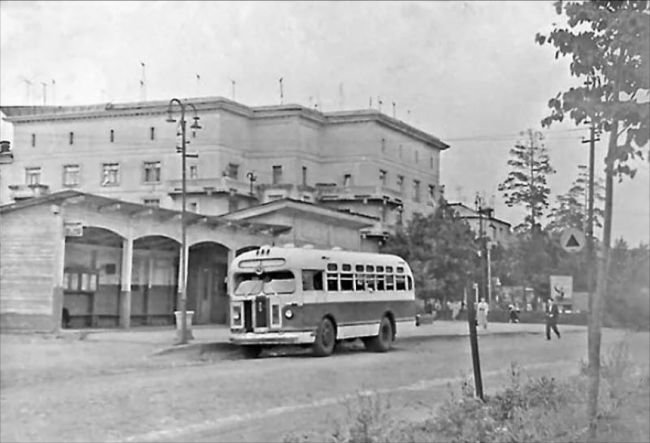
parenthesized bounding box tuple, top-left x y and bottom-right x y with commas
(498, 129, 556, 231)
(536, 1, 650, 438)
(546, 164, 605, 234)
(381, 201, 479, 306)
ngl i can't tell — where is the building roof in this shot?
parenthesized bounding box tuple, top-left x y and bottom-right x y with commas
(0, 96, 449, 150)
(223, 198, 378, 229)
(446, 202, 512, 227)
(0, 190, 292, 236)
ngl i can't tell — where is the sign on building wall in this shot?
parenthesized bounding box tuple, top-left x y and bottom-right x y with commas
(64, 222, 83, 237)
(549, 275, 573, 301)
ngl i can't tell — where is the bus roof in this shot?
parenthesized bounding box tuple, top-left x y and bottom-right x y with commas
(231, 245, 411, 272)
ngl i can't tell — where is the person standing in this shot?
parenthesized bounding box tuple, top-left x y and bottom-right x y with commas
(477, 297, 489, 329)
(545, 297, 561, 340)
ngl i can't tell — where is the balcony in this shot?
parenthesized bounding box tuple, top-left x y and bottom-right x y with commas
(315, 184, 403, 205)
(8, 184, 50, 201)
(167, 176, 256, 198)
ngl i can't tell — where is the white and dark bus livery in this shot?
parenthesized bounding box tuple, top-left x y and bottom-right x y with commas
(229, 244, 418, 357)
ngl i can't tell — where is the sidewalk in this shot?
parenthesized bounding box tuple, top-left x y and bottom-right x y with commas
(83, 320, 587, 356)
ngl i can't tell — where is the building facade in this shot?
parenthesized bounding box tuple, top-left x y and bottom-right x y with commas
(0, 97, 449, 238)
(447, 202, 512, 246)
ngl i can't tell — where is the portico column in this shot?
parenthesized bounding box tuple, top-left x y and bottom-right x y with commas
(119, 236, 133, 328)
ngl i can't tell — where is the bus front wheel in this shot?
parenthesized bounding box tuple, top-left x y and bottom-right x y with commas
(364, 316, 393, 352)
(241, 345, 263, 359)
(313, 317, 336, 357)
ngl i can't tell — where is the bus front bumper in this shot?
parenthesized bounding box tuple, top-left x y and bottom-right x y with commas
(230, 330, 315, 345)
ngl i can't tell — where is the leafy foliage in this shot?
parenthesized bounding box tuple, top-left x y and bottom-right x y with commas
(547, 164, 606, 235)
(498, 129, 556, 230)
(381, 200, 479, 303)
(536, 0, 650, 180)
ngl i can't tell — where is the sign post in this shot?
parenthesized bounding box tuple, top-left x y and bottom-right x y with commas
(467, 283, 484, 400)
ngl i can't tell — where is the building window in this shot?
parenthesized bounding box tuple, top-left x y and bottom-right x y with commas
(189, 165, 198, 180)
(101, 163, 120, 186)
(143, 198, 160, 207)
(415, 150, 419, 163)
(25, 167, 41, 185)
(110, 129, 114, 143)
(430, 155, 434, 169)
(69, 132, 74, 145)
(397, 175, 404, 194)
(302, 166, 308, 186)
(413, 180, 421, 202)
(343, 174, 352, 187)
(228, 163, 239, 180)
(150, 127, 155, 140)
(63, 164, 81, 187)
(31, 133, 36, 147)
(272, 165, 282, 185)
(379, 169, 387, 186)
(143, 161, 161, 183)
(381, 138, 386, 154)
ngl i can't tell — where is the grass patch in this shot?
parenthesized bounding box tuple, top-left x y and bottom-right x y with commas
(284, 337, 649, 443)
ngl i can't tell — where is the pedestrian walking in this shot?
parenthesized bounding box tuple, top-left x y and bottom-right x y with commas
(477, 297, 489, 329)
(508, 304, 519, 323)
(545, 297, 561, 340)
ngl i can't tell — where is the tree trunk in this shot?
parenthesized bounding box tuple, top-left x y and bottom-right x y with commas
(587, 119, 617, 441)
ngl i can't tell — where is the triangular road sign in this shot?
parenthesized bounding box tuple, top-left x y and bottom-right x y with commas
(560, 228, 586, 253)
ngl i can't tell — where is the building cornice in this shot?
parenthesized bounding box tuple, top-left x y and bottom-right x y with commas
(1, 97, 448, 150)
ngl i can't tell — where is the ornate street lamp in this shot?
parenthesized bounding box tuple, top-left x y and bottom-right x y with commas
(166, 98, 201, 345)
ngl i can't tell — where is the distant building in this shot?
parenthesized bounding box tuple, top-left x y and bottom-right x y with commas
(446, 202, 512, 246)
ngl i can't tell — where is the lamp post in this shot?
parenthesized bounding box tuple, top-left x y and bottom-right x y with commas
(166, 98, 201, 345)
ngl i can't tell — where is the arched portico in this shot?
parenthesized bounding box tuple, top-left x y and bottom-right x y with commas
(63, 226, 124, 328)
(187, 241, 230, 324)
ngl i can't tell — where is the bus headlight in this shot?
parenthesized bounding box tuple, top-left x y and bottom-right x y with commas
(232, 305, 242, 326)
(284, 309, 293, 319)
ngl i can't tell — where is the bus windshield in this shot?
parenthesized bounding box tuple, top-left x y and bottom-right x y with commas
(234, 271, 296, 295)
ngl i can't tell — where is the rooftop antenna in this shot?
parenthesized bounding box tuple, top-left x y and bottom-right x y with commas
(139, 61, 146, 101)
(196, 73, 201, 97)
(22, 78, 32, 105)
(40, 82, 47, 105)
(231, 79, 236, 101)
(51, 79, 56, 106)
(392, 102, 396, 118)
(378, 97, 382, 112)
(279, 77, 284, 104)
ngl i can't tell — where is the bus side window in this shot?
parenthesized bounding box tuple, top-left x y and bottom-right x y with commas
(396, 275, 406, 291)
(340, 264, 353, 290)
(326, 263, 339, 291)
(365, 265, 375, 291)
(385, 274, 394, 290)
(302, 270, 323, 291)
(407, 275, 413, 290)
(376, 266, 385, 291)
(354, 264, 365, 291)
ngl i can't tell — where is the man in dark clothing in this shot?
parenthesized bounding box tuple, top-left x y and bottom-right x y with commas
(545, 298, 561, 340)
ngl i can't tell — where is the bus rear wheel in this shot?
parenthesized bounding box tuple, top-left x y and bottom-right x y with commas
(313, 317, 336, 357)
(240, 345, 263, 359)
(364, 316, 393, 352)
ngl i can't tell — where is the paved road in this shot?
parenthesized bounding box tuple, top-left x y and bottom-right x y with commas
(1, 329, 647, 443)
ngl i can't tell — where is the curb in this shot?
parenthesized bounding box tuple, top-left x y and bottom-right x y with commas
(152, 341, 237, 356)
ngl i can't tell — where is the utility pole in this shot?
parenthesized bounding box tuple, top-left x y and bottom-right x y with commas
(166, 99, 202, 345)
(468, 283, 484, 400)
(582, 121, 599, 313)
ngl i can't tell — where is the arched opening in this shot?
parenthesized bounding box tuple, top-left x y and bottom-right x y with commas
(63, 226, 124, 328)
(188, 242, 230, 324)
(131, 236, 180, 327)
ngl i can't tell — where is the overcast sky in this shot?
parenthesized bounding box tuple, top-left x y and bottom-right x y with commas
(1, 1, 648, 245)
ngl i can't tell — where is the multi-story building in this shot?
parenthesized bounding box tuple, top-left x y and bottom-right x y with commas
(0, 97, 449, 238)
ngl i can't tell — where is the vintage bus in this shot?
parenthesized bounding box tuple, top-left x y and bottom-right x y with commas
(228, 244, 418, 357)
